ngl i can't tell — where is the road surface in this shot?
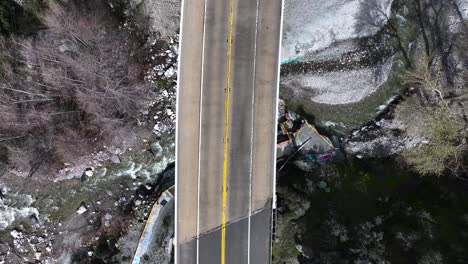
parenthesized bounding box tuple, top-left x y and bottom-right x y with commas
(175, 0, 283, 262)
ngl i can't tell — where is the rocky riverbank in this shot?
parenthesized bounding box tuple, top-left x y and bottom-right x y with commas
(0, 0, 180, 263)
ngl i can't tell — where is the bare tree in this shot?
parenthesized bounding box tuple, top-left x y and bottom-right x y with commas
(425, 0, 456, 86)
(404, 55, 445, 106)
(0, 0, 152, 176)
(413, 0, 433, 62)
(355, 0, 413, 68)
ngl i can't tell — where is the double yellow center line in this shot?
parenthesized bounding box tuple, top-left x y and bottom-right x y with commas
(221, 0, 235, 262)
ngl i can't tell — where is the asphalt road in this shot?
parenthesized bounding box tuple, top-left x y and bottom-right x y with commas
(176, 0, 283, 263)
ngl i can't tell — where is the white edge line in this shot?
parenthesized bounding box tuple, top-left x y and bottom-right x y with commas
(174, 0, 185, 261)
(270, 0, 284, 263)
(273, 0, 285, 212)
(248, 0, 260, 263)
(196, 0, 208, 263)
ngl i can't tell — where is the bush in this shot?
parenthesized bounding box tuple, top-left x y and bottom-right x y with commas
(403, 105, 464, 176)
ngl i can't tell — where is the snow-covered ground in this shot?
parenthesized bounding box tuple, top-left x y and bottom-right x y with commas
(280, 0, 397, 108)
(449, 0, 468, 32)
(281, 0, 393, 60)
(287, 56, 393, 105)
(457, 0, 468, 18)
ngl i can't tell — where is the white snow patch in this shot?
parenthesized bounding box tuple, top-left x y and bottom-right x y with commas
(76, 205, 87, 215)
(449, 0, 468, 32)
(10, 230, 22, 239)
(296, 57, 393, 104)
(84, 169, 94, 177)
(164, 67, 175, 78)
(282, 0, 393, 60)
(457, 0, 468, 19)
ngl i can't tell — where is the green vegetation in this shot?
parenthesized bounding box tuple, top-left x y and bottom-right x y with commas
(281, 66, 406, 129)
(276, 159, 468, 263)
(272, 215, 300, 264)
(0, 0, 43, 35)
(398, 39, 466, 177)
(0, 1, 13, 34)
(403, 105, 464, 176)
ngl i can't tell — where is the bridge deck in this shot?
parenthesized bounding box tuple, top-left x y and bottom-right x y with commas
(176, 0, 283, 263)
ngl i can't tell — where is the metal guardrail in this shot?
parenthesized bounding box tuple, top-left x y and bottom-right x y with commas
(132, 186, 175, 264)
